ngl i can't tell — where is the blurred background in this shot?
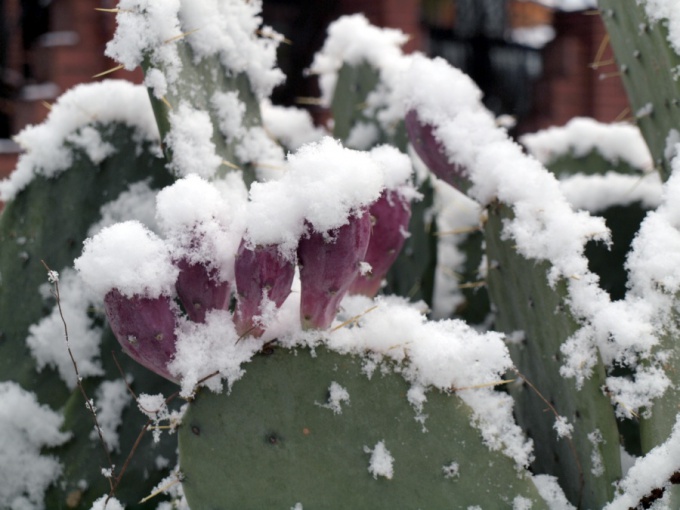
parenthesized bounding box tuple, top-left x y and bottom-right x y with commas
(0, 0, 630, 179)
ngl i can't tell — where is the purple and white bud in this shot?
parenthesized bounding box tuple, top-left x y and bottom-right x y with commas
(74, 221, 181, 382)
(234, 239, 295, 337)
(298, 210, 372, 330)
(104, 289, 179, 382)
(175, 258, 231, 323)
(405, 109, 469, 192)
(349, 189, 411, 297)
(156, 174, 241, 323)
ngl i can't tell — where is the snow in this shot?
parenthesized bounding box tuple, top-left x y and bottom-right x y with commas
(639, 0, 680, 58)
(364, 440, 394, 480)
(309, 14, 408, 107)
(442, 461, 460, 479)
(90, 379, 132, 452)
(88, 180, 160, 237)
(558, 171, 662, 213)
(604, 414, 680, 510)
(178, 1, 284, 98)
(521, 117, 653, 172)
(0, 382, 71, 510)
(27, 269, 104, 389)
(524, 0, 596, 10)
(165, 103, 222, 179)
(244, 137, 385, 256)
(431, 182, 483, 319)
(211, 91, 245, 142)
(75, 221, 179, 299)
(553, 416, 574, 439)
(90, 495, 125, 510)
(316, 381, 350, 414)
(155, 174, 244, 282)
(169, 310, 261, 398)
(0, 80, 159, 202)
(319, 295, 534, 469)
(588, 429, 605, 477)
(260, 101, 327, 151)
(106, 0, 284, 99)
(532, 475, 575, 510)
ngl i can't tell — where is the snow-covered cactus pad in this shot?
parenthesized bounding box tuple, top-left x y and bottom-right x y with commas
(3, 1, 680, 509)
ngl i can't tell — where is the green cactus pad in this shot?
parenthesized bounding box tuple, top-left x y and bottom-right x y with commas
(484, 202, 621, 509)
(598, 1, 680, 181)
(179, 346, 548, 509)
(0, 123, 179, 508)
(143, 43, 264, 186)
(331, 61, 408, 151)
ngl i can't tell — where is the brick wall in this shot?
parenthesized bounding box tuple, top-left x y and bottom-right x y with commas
(519, 11, 629, 134)
(0, 1, 631, 183)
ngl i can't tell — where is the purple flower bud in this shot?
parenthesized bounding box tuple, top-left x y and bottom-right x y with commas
(175, 258, 231, 323)
(234, 240, 295, 337)
(298, 210, 372, 330)
(405, 109, 469, 192)
(349, 190, 411, 297)
(104, 288, 179, 382)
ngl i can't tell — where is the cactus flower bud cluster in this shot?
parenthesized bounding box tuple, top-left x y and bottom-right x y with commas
(75, 137, 417, 383)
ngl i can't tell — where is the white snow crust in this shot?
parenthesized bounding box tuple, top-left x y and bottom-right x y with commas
(309, 14, 409, 107)
(260, 100, 327, 151)
(27, 269, 104, 389)
(90, 379, 132, 452)
(604, 414, 680, 510)
(364, 440, 394, 479)
(75, 221, 178, 299)
(0, 382, 71, 510)
(0, 80, 158, 201)
(155, 174, 244, 282)
(639, 0, 680, 58)
(521, 117, 653, 172)
(106, 0, 284, 99)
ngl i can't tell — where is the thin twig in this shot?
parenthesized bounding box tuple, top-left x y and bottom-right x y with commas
(111, 351, 139, 402)
(40, 261, 115, 488)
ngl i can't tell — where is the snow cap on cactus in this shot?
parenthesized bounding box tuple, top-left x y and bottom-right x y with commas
(245, 136, 384, 257)
(75, 220, 178, 299)
(369, 144, 419, 199)
(310, 13, 408, 106)
(155, 174, 243, 282)
(106, 0, 284, 99)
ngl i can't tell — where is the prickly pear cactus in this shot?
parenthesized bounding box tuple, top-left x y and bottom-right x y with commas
(4, 2, 680, 509)
(598, 0, 680, 181)
(0, 82, 180, 509)
(179, 347, 547, 510)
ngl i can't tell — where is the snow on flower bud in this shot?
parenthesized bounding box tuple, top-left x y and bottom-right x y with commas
(233, 239, 295, 337)
(75, 221, 181, 381)
(405, 109, 469, 192)
(349, 189, 411, 297)
(298, 210, 372, 330)
(155, 174, 243, 323)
